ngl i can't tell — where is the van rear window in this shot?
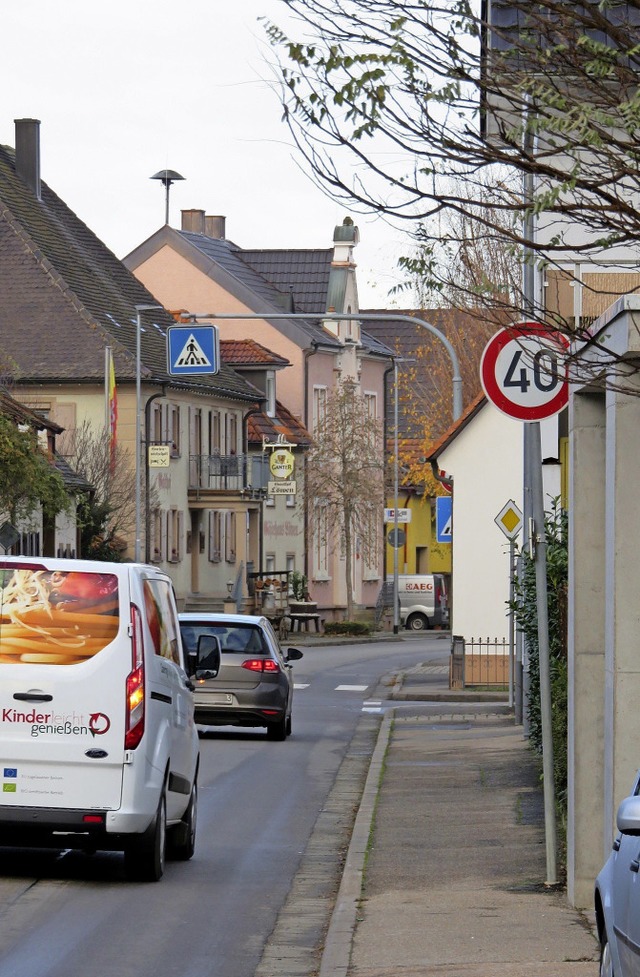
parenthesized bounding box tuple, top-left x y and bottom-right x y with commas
(0, 569, 119, 665)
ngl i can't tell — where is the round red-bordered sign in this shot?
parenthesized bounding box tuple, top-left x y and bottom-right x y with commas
(480, 322, 569, 421)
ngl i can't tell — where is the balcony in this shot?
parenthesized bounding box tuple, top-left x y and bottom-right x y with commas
(188, 453, 269, 496)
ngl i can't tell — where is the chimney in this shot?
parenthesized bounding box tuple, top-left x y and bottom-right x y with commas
(181, 209, 205, 234)
(204, 215, 226, 239)
(14, 118, 41, 200)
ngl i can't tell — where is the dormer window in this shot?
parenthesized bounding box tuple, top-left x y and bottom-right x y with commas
(266, 372, 276, 418)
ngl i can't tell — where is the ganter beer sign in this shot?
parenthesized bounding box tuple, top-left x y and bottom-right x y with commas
(269, 449, 295, 479)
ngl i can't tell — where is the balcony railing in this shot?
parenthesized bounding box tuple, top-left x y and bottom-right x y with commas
(189, 453, 269, 493)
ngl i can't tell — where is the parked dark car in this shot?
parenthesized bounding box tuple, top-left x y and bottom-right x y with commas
(595, 772, 640, 976)
(178, 613, 303, 741)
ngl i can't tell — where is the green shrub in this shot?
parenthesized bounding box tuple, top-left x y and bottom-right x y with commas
(323, 620, 372, 636)
(510, 498, 568, 866)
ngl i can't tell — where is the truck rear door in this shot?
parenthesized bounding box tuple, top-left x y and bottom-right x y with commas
(0, 561, 129, 811)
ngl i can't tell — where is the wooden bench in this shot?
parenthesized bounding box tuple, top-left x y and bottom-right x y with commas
(289, 613, 321, 633)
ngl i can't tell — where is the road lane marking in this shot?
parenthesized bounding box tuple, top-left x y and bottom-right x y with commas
(335, 684, 369, 692)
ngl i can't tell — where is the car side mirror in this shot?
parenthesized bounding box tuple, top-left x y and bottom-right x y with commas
(285, 647, 303, 663)
(195, 634, 221, 679)
(616, 795, 640, 835)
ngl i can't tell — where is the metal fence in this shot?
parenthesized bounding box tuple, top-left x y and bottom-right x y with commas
(449, 635, 509, 689)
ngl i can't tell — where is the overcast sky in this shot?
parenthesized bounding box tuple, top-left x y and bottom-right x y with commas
(2, 0, 412, 308)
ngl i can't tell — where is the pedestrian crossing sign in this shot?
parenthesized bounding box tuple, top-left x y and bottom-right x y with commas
(167, 325, 219, 376)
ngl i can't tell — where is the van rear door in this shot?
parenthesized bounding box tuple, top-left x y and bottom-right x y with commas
(0, 561, 129, 811)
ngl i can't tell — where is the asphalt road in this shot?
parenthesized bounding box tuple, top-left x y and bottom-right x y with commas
(0, 634, 447, 977)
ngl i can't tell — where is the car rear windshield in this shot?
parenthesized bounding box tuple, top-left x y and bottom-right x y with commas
(180, 623, 268, 656)
(0, 568, 119, 666)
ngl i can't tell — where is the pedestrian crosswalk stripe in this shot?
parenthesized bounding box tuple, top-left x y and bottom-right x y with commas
(335, 684, 368, 692)
(294, 683, 310, 689)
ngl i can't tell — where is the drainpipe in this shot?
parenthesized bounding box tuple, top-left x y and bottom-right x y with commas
(383, 361, 395, 584)
(144, 385, 167, 563)
(303, 341, 319, 585)
(243, 400, 267, 575)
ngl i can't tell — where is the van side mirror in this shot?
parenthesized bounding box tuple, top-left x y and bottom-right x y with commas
(195, 634, 221, 679)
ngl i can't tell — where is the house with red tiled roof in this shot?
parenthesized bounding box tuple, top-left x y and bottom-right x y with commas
(220, 339, 312, 586)
(0, 118, 271, 608)
(126, 212, 393, 621)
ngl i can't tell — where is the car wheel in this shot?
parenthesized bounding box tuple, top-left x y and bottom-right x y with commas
(266, 716, 287, 741)
(168, 782, 197, 861)
(407, 613, 429, 632)
(600, 931, 614, 977)
(124, 794, 166, 882)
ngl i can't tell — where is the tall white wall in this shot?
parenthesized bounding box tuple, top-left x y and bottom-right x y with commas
(438, 403, 523, 641)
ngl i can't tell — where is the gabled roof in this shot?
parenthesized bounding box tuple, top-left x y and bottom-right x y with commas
(240, 248, 333, 316)
(363, 307, 496, 440)
(0, 141, 259, 403)
(126, 224, 394, 362)
(247, 400, 312, 448)
(220, 339, 290, 369)
(0, 388, 62, 433)
(425, 391, 487, 461)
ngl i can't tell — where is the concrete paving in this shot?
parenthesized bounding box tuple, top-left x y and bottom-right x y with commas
(319, 659, 600, 977)
(256, 649, 600, 977)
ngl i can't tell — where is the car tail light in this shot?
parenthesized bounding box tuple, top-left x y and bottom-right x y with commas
(241, 659, 280, 674)
(125, 604, 145, 750)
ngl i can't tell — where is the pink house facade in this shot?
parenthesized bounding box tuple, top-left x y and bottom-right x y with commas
(125, 213, 393, 619)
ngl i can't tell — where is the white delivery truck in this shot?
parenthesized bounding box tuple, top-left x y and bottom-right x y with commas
(0, 557, 200, 881)
(387, 573, 449, 631)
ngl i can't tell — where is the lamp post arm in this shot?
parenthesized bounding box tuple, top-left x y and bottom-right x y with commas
(184, 312, 464, 422)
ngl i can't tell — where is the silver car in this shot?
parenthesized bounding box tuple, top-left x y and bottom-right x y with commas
(178, 613, 303, 741)
(595, 772, 640, 976)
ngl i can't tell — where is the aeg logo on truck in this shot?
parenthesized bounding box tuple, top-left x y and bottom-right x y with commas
(405, 582, 434, 592)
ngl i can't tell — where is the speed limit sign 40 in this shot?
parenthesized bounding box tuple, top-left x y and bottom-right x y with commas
(480, 322, 569, 421)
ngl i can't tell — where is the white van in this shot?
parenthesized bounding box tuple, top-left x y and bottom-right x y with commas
(0, 557, 199, 881)
(387, 574, 449, 631)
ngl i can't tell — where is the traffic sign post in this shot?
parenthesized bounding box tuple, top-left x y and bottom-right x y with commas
(481, 321, 563, 883)
(480, 322, 569, 421)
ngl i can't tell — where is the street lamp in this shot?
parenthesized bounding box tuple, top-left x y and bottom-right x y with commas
(150, 169, 185, 226)
(135, 305, 163, 563)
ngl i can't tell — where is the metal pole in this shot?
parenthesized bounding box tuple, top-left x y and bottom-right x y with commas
(134, 305, 163, 563)
(531, 423, 558, 884)
(135, 310, 141, 562)
(187, 312, 464, 422)
(509, 538, 515, 710)
(523, 110, 557, 885)
(393, 360, 400, 633)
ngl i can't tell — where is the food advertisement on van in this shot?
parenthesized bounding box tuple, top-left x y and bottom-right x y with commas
(0, 569, 119, 665)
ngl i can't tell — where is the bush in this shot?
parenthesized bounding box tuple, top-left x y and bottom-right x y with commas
(323, 620, 372, 636)
(510, 498, 568, 865)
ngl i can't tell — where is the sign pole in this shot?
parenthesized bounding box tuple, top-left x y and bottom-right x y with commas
(393, 360, 400, 634)
(481, 322, 564, 886)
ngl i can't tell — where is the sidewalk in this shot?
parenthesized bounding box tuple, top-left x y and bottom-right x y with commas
(319, 660, 600, 977)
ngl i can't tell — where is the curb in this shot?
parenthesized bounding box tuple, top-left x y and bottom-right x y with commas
(318, 710, 394, 977)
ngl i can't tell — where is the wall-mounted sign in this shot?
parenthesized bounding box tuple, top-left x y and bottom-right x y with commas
(148, 445, 171, 468)
(269, 449, 295, 480)
(268, 481, 297, 496)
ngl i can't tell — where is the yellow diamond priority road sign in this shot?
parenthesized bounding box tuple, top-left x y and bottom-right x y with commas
(495, 500, 523, 540)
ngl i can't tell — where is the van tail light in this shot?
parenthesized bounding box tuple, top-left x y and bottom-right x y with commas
(241, 659, 280, 674)
(125, 604, 145, 750)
